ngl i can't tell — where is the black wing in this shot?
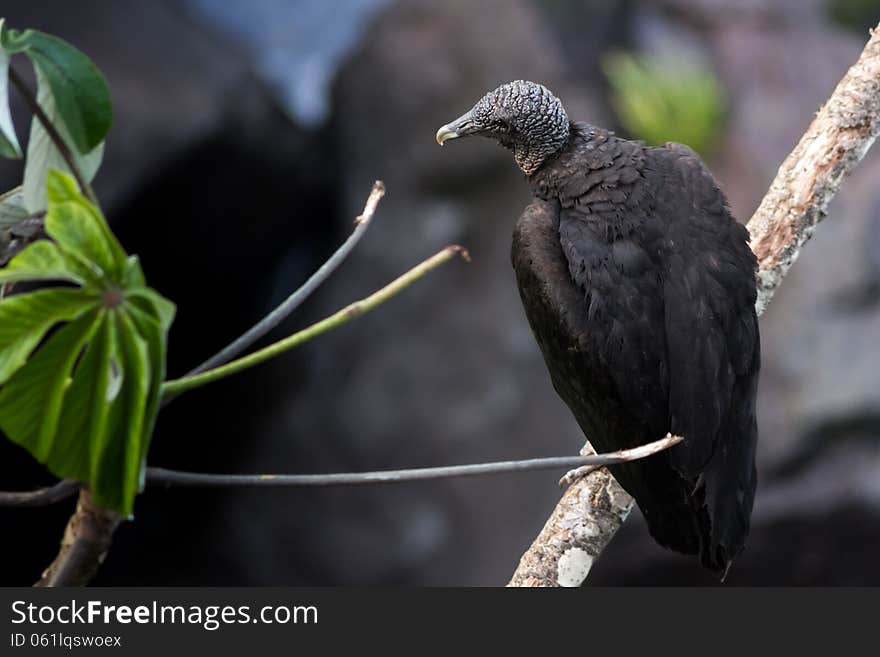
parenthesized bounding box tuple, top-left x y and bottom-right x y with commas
(513, 137, 760, 573)
(656, 142, 760, 570)
(514, 191, 707, 559)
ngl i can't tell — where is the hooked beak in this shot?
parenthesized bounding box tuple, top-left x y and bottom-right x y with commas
(436, 110, 477, 145)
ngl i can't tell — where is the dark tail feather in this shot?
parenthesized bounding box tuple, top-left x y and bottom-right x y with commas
(644, 481, 745, 579)
(609, 392, 757, 579)
(699, 376, 759, 577)
(643, 501, 702, 556)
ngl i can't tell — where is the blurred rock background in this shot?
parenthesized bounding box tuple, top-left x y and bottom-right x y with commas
(0, 0, 878, 585)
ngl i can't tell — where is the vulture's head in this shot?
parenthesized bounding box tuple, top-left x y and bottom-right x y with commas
(436, 80, 570, 175)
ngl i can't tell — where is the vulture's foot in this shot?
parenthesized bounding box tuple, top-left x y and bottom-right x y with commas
(558, 464, 601, 489)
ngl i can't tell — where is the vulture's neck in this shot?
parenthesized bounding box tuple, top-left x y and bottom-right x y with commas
(526, 123, 620, 201)
(513, 119, 573, 177)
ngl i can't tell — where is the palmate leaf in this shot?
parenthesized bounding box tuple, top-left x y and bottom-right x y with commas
(0, 239, 98, 286)
(0, 22, 110, 211)
(0, 287, 95, 383)
(22, 67, 105, 213)
(0, 25, 112, 154)
(0, 170, 174, 515)
(0, 309, 103, 464)
(43, 170, 124, 279)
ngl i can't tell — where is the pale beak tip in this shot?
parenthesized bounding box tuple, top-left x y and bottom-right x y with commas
(435, 125, 457, 146)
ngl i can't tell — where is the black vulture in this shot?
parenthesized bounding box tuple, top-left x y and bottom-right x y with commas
(437, 81, 760, 577)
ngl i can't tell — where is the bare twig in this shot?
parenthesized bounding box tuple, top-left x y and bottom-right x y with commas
(14, 205, 466, 583)
(146, 435, 682, 488)
(0, 479, 80, 507)
(172, 181, 386, 391)
(8, 67, 99, 207)
(160, 244, 469, 398)
(557, 434, 683, 487)
(508, 23, 880, 587)
(0, 183, 385, 539)
(0, 436, 681, 506)
(34, 489, 121, 587)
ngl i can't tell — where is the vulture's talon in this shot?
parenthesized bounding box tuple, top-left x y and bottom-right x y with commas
(558, 465, 599, 489)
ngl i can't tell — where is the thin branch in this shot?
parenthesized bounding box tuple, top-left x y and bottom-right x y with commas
(8, 67, 99, 207)
(0, 434, 683, 506)
(0, 437, 682, 506)
(7, 185, 453, 586)
(508, 23, 880, 587)
(0, 184, 389, 507)
(25, 241, 467, 585)
(160, 244, 469, 398)
(0, 479, 80, 507)
(146, 435, 682, 488)
(169, 181, 385, 395)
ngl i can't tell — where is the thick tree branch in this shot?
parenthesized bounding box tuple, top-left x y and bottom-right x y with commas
(748, 26, 880, 314)
(508, 23, 880, 587)
(34, 489, 120, 587)
(508, 444, 635, 587)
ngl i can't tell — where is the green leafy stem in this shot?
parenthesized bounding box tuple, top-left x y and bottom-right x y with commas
(0, 172, 172, 514)
(0, 19, 467, 516)
(0, 19, 111, 213)
(7, 67, 98, 206)
(161, 244, 468, 398)
(0, 169, 466, 515)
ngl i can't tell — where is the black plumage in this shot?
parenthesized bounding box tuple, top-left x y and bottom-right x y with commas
(437, 81, 760, 576)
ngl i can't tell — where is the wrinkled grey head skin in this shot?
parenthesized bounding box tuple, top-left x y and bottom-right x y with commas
(436, 80, 570, 176)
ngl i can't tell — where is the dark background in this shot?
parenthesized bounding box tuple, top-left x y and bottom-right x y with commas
(1, 0, 879, 585)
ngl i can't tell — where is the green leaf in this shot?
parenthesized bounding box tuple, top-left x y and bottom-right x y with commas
(50, 308, 151, 514)
(99, 309, 152, 510)
(0, 308, 102, 461)
(51, 309, 114, 486)
(122, 255, 146, 289)
(22, 67, 104, 212)
(0, 24, 27, 53)
(44, 170, 125, 280)
(0, 239, 98, 286)
(1, 27, 111, 153)
(0, 305, 157, 514)
(0, 172, 173, 515)
(0, 287, 96, 383)
(0, 301, 169, 515)
(122, 301, 166, 492)
(0, 21, 23, 159)
(127, 287, 176, 333)
(0, 186, 27, 227)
